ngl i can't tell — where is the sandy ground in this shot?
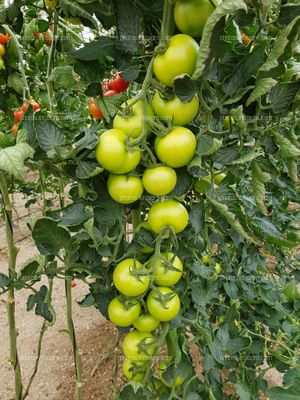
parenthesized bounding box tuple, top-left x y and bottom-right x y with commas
(0, 193, 119, 400)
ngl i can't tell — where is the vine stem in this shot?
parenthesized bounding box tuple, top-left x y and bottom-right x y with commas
(0, 172, 23, 400)
(65, 276, 83, 400)
(47, 9, 59, 111)
(3, 25, 30, 102)
(58, 18, 84, 43)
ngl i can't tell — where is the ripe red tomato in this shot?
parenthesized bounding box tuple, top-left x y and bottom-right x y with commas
(22, 101, 40, 112)
(0, 33, 10, 45)
(108, 75, 129, 92)
(90, 98, 104, 119)
(13, 110, 24, 123)
(43, 31, 53, 46)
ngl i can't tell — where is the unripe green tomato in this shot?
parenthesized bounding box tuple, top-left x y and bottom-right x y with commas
(45, 0, 58, 8)
(214, 173, 226, 185)
(108, 297, 141, 327)
(194, 177, 212, 193)
(107, 174, 144, 204)
(95, 129, 141, 174)
(214, 263, 221, 274)
(113, 99, 154, 138)
(223, 116, 235, 129)
(148, 252, 183, 286)
(0, 57, 4, 70)
(142, 166, 177, 196)
(153, 34, 199, 87)
(174, 0, 214, 36)
(157, 360, 184, 388)
(152, 91, 199, 126)
(123, 330, 155, 361)
(155, 126, 197, 168)
(113, 258, 150, 297)
(202, 255, 210, 264)
(148, 200, 189, 234)
(133, 314, 160, 332)
(147, 286, 180, 321)
(123, 357, 146, 381)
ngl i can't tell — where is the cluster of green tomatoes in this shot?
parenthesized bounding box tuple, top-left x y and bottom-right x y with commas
(94, 0, 218, 388)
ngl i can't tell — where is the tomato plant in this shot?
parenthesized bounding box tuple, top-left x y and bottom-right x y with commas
(0, 0, 299, 399)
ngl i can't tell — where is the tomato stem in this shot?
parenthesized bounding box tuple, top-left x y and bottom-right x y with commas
(0, 171, 23, 400)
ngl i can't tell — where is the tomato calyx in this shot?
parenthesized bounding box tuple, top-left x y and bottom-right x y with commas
(151, 286, 177, 309)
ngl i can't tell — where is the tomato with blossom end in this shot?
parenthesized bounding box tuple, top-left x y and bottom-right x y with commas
(147, 286, 180, 322)
(108, 75, 129, 92)
(113, 258, 150, 297)
(174, 0, 214, 37)
(155, 127, 197, 168)
(149, 252, 183, 286)
(142, 166, 177, 196)
(95, 129, 141, 174)
(152, 91, 199, 126)
(153, 34, 199, 87)
(123, 330, 155, 361)
(123, 358, 146, 381)
(108, 297, 141, 327)
(107, 174, 144, 204)
(148, 200, 189, 234)
(13, 110, 24, 123)
(113, 99, 154, 138)
(133, 314, 160, 332)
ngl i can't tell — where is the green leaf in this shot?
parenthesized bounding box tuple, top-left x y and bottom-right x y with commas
(189, 201, 205, 234)
(269, 82, 300, 114)
(268, 387, 300, 400)
(279, 5, 300, 24)
(76, 161, 103, 179)
(0, 143, 34, 180)
(61, 203, 92, 226)
(0, 132, 15, 149)
(223, 43, 267, 97)
(32, 218, 71, 256)
(171, 167, 193, 197)
(26, 285, 53, 322)
(33, 114, 65, 153)
(19, 255, 46, 283)
(174, 75, 198, 102)
(285, 158, 298, 183)
(273, 130, 300, 158)
(48, 66, 80, 90)
(0, 273, 10, 288)
(113, 0, 142, 54)
(259, 17, 300, 75)
(236, 382, 251, 400)
(73, 36, 122, 61)
(197, 134, 222, 156)
(7, 72, 25, 94)
(231, 150, 264, 165)
(246, 78, 277, 106)
(59, 0, 98, 29)
(206, 190, 259, 244)
(192, 0, 248, 79)
(252, 162, 271, 215)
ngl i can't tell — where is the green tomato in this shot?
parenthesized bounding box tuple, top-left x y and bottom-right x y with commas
(123, 330, 155, 361)
(113, 258, 150, 297)
(45, 0, 58, 8)
(194, 177, 212, 193)
(223, 116, 235, 129)
(158, 360, 184, 388)
(133, 314, 160, 332)
(174, 0, 214, 36)
(214, 172, 226, 185)
(155, 127, 197, 168)
(142, 166, 177, 196)
(153, 34, 199, 87)
(147, 286, 180, 322)
(202, 255, 210, 264)
(0, 57, 4, 70)
(122, 357, 146, 381)
(149, 252, 183, 286)
(107, 174, 144, 204)
(95, 129, 141, 174)
(148, 200, 189, 234)
(108, 297, 141, 327)
(214, 262, 221, 274)
(152, 91, 199, 126)
(113, 99, 154, 138)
